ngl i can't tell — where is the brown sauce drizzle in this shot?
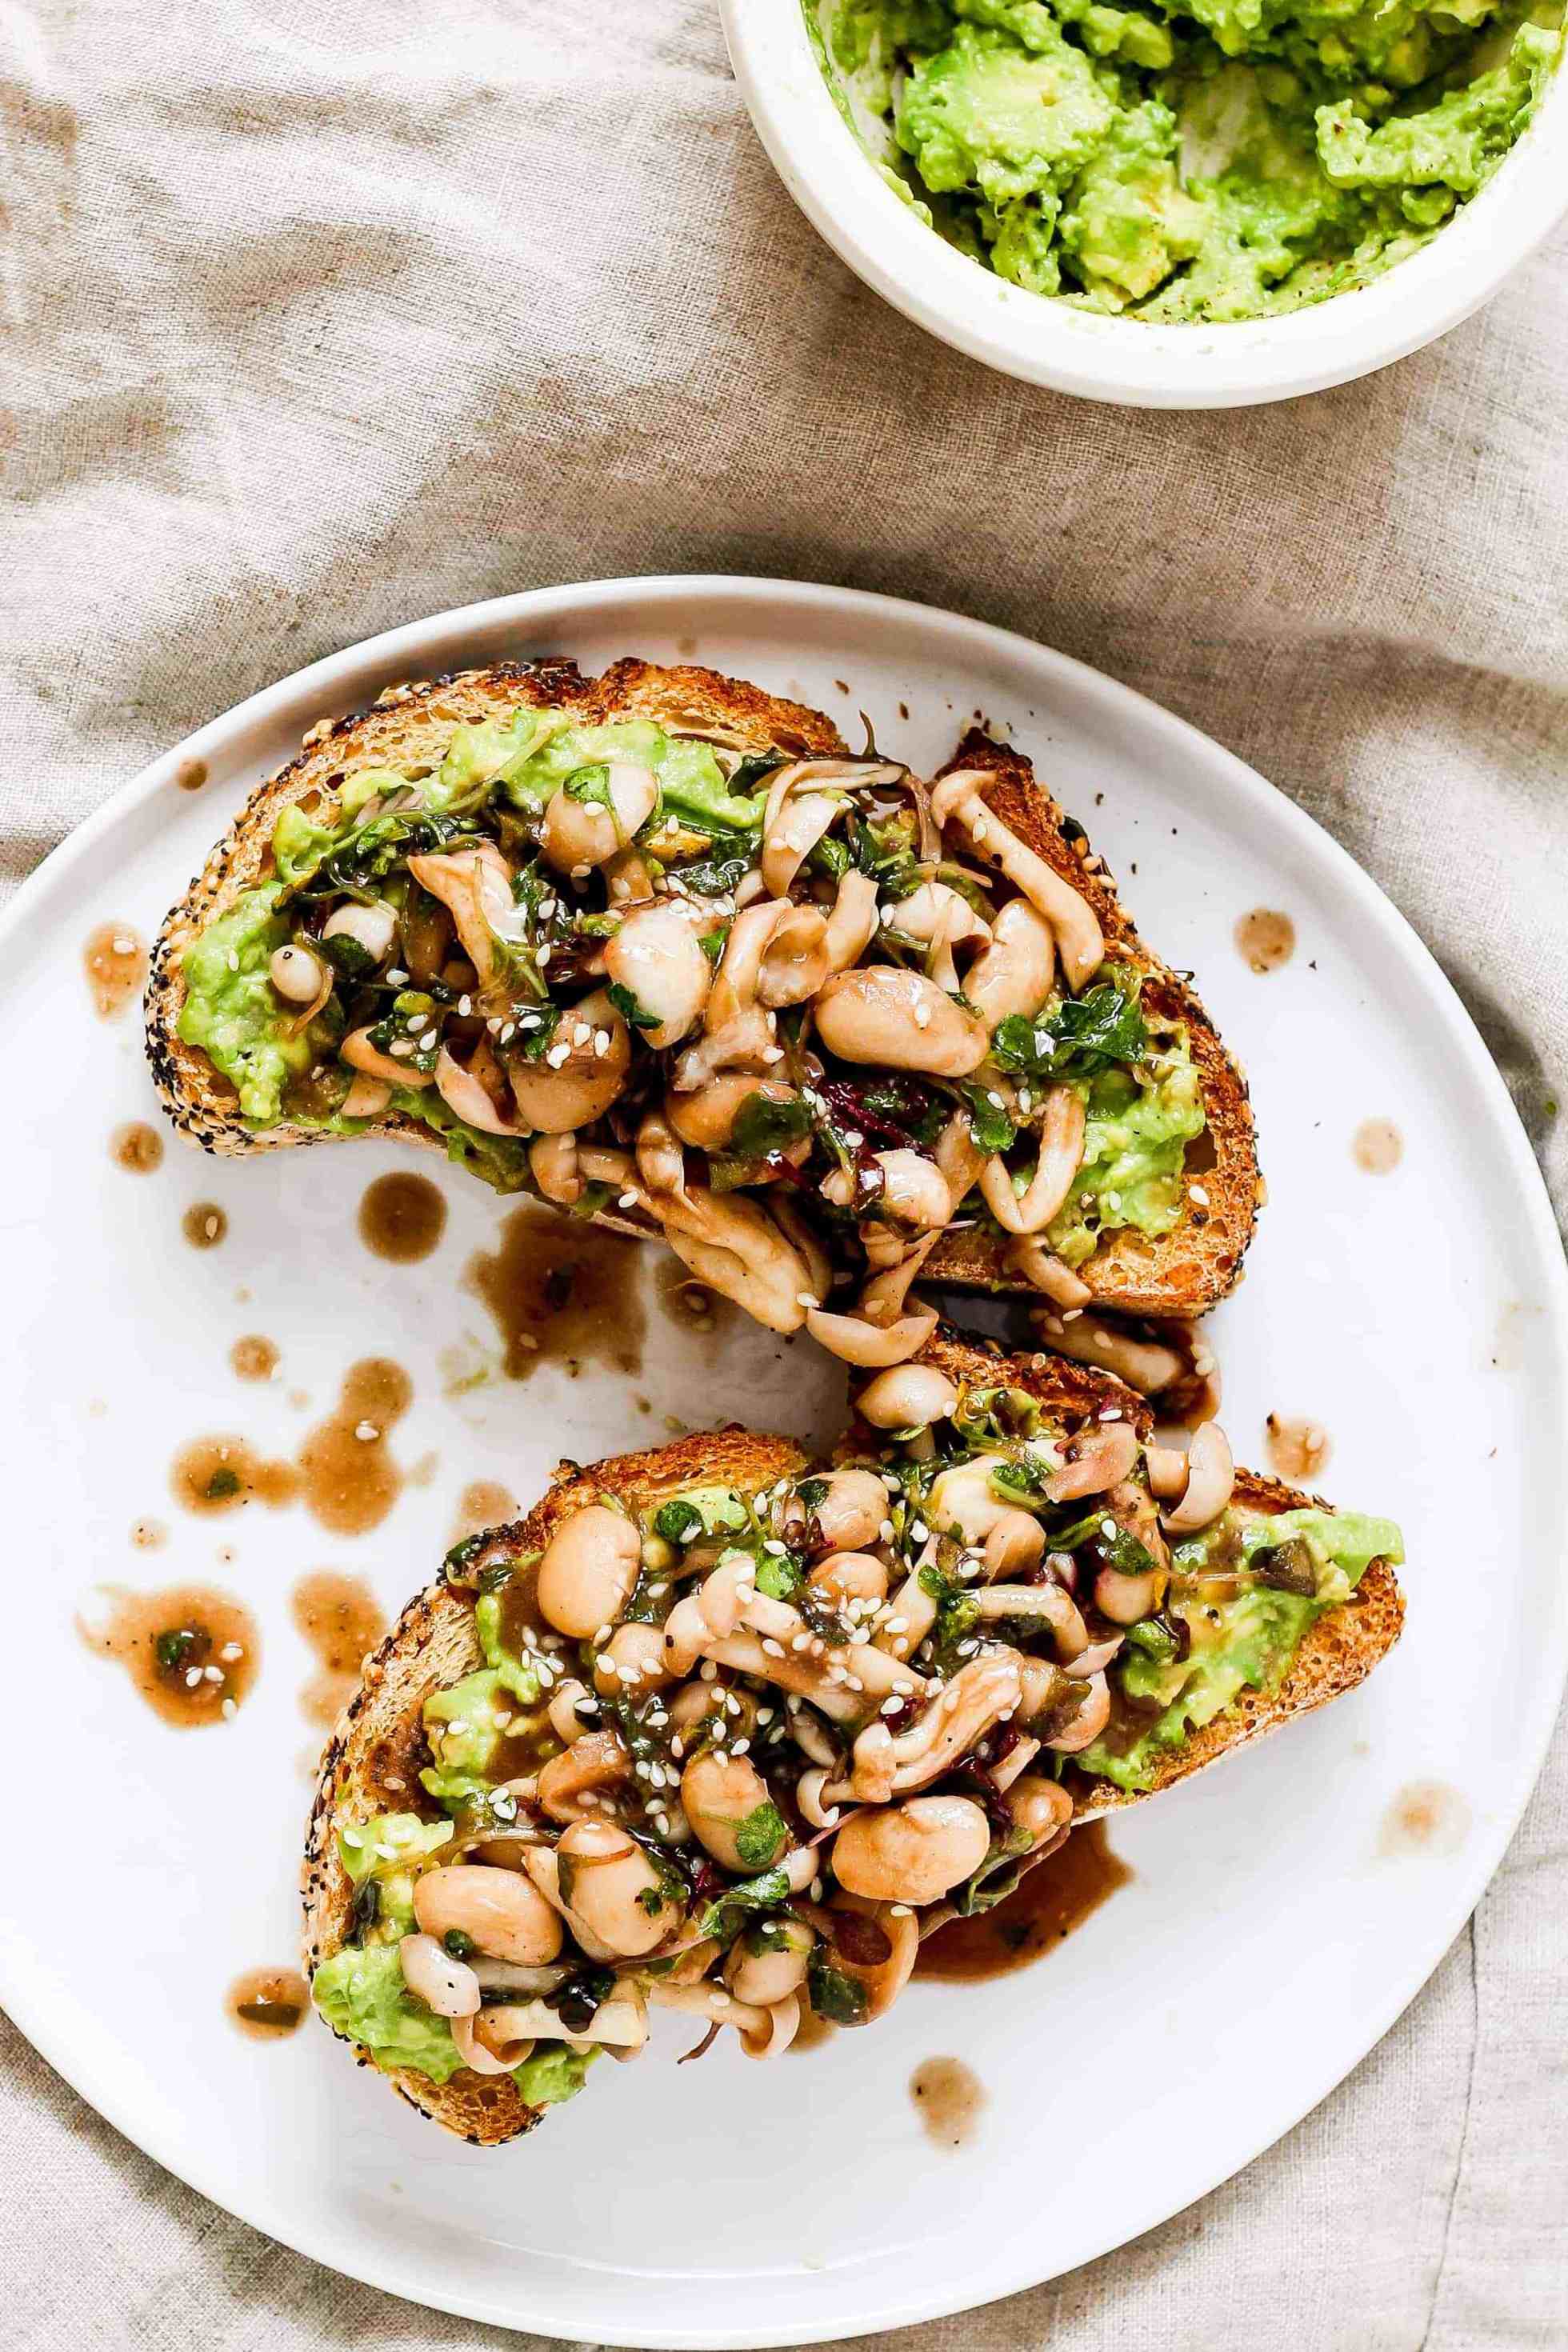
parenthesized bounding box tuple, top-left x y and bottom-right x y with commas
(169, 1360, 413, 1537)
(1265, 1414, 1331, 1484)
(226, 1967, 308, 2038)
(916, 1823, 1130, 1980)
(83, 922, 147, 1017)
(358, 1171, 448, 1264)
(1353, 1118, 1403, 1174)
(80, 1583, 258, 1726)
(1378, 1780, 1470, 1858)
(910, 2056, 986, 2149)
(296, 1358, 413, 1537)
(170, 1435, 300, 1516)
(110, 1121, 163, 1173)
(183, 1202, 229, 1250)
(291, 1570, 386, 1728)
(451, 1479, 518, 1543)
(230, 1334, 279, 1382)
(1234, 909, 1295, 974)
(465, 1206, 646, 1381)
(655, 1258, 736, 1342)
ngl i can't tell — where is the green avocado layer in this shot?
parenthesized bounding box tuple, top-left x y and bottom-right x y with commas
(811, 0, 1560, 321)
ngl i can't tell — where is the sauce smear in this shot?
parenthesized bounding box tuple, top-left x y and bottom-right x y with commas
(466, 1207, 646, 1381)
(916, 1823, 1130, 1980)
(130, 1516, 167, 1550)
(291, 1570, 386, 1727)
(1379, 1780, 1470, 1858)
(1234, 908, 1295, 974)
(183, 1201, 229, 1249)
(1265, 1413, 1331, 1483)
(83, 923, 147, 1017)
(1353, 1118, 1403, 1174)
(170, 1435, 299, 1515)
(451, 1479, 518, 1543)
(358, 1171, 447, 1264)
(910, 2056, 986, 2149)
(226, 1966, 309, 2038)
(81, 1583, 258, 1726)
(230, 1334, 280, 1382)
(110, 1121, 163, 1173)
(296, 1358, 412, 1536)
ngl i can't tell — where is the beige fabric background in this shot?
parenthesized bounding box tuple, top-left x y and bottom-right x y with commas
(3, 2, 1566, 2346)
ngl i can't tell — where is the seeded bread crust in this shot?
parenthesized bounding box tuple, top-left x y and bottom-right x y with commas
(146, 661, 1260, 1317)
(303, 1336, 1401, 2145)
(301, 1426, 806, 2147)
(860, 1331, 1405, 1821)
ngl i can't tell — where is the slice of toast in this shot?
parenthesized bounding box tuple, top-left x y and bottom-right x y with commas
(148, 659, 1259, 1315)
(854, 1330, 1405, 1819)
(303, 1336, 1400, 2145)
(302, 1426, 806, 2148)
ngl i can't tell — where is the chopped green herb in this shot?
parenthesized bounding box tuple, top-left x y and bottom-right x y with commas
(654, 1498, 704, 1546)
(698, 1865, 790, 1942)
(964, 1086, 1017, 1155)
(734, 1802, 787, 1870)
(606, 980, 659, 1032)
(991, 981, 1148, 1083)
(730, 1090, 811, 1161)
(807, 1947, 870, 2026)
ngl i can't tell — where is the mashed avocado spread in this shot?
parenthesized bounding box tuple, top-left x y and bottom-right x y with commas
(811, 0, 1560, 318)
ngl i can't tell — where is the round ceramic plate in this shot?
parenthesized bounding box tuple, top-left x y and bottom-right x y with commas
(2, 578, 1563, 2347)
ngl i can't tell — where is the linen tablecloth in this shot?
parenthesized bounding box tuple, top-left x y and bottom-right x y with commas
(3, 3, 1566, 2345)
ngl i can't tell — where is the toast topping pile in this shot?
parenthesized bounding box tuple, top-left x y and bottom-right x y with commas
(311, 1371, 1400, 2110)
(174, 694, 1209, 1358)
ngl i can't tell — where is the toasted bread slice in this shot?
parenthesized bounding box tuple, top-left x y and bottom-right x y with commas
(149, 660, 1258, 1314)
(862, 1330, 1404, 1819)
(302, 1426, 806, 2147)
(921, 735, 1260, 1314)
(304, 1335, 1399, 2144)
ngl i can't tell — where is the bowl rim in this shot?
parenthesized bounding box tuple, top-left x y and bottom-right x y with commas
(721, 0, 1568, 408)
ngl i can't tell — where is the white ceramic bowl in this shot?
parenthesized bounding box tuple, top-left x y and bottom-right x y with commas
(722, 0, 1568, 408)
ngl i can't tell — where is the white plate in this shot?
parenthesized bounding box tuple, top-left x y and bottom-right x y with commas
(2, 577, 1564, 2347)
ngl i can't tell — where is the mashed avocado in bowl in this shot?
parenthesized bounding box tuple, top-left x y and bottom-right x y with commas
(809, 0, 1561, 321)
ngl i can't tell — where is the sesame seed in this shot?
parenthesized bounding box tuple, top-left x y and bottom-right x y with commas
(670, 1735, 685, 1758)
(618, 1190, 639, 1208)
(573, 1023, 591, 1047)
(486, 1016, 502, 1034)
(790, 1631, 811, 1652)
(354, 1421, 379, 1442)
(762, 1638, 785, 1658)
(1190, 1182, 1210, 1206)
(594, 1030, 610, 1057)
(458, 995, 473, 1017)
(910, 1521, 930, 1544)
(202, 1664, 224, 1683)
(914, 1003, 931, 1030)
(219, 1642, 242, 1663)
(796, 1290, 818, 1309)
(890, 1903, 913, 1918)
(184, 1667, 203, 1688)
(810, 1876, 825, 1902)
(878, 1518, 894, 1541)
(879, 1696, 902, 1716)
(762, 1046, 786, 1064)
(221, 1697, 237, 1719)
(1101, 1518, 1117, 1539)
(226, 950, 240, 973)
(537, 943, 552, 966)
(762, 1539, 787, 1557)
(389, 1038, 414, 1057)
(546, 1041, 571, 1067)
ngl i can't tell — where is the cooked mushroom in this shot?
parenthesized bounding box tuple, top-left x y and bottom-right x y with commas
(504, 988, 630, 1134)
(603, 900, 712, 1049)
(814, 966, 989, 1078)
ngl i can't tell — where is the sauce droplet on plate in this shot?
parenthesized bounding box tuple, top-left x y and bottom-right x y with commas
(910, 2057, 986, 2149)
(358, 1171, 447, 1264)
(291, 1570, 386, 1726)
(226, 1966, 308, 2038)
(175, 757, 208, 792)
(296, 1359, 413, 1536)
(110, 1120, 163, 1173)
(183, 1201, 229, 1249)
(80, 1583, 258, 1726)
(466, 1207, 646, 1381)
(1234, 908, 1295, 974)
(1353, 1118, 1403, 1174)
(130, 1516, 167, 1550)
(916, 1822, 1130, 1981)
(1265, 1414, 1331, 1483)
(451, 1480, 518, 1543)
(83, 923, 148, 1017)
(1379, 1780, 1470, 1858)
(230, 1334, 279, 1382)
(170, 1434, 299, 1515)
